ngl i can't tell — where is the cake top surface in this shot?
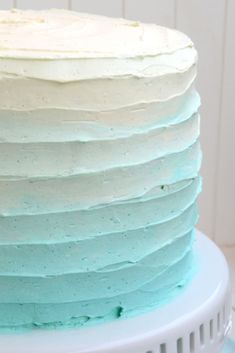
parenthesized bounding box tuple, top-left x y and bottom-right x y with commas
(0, 8, 193, 59)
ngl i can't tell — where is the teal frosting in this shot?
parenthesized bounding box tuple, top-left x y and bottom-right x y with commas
(0, 86, 201, 329)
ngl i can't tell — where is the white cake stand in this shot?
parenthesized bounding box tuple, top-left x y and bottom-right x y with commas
(0, 231, 231, 353)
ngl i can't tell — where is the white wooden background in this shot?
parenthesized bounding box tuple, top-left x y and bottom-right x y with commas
(1, 0, 234, 245)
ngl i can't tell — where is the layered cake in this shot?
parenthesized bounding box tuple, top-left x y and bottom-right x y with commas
(0, 9, 201, 330)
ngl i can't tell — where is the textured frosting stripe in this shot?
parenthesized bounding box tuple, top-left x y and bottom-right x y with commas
(0, 89, 200, 143)
(0, 177, 201, 243)
(0, 206, 198, 275)
(0, 66, 196, 111)
(0, 141, 201, 215)
(0, 231, 194, 303)
(0, 114, 199, 177)
(0, 250, 194, 329)
(0, 47, 197, 82)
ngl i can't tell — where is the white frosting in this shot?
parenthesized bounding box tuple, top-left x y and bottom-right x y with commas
(0, 9, 197, 86)
(0, 47, 197, 81)
(0, 66, 196, 111)
(0, 9, 193, 59)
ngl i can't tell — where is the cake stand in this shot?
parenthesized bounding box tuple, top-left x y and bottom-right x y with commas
(0, 231, 231, 353)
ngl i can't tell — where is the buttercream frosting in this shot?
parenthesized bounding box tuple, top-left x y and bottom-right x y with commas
(0, 9, 201, 330)
(0, 9, 194, 59)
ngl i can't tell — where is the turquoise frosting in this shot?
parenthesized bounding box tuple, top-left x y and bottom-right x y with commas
(0, 96, 201, 330)
(0, 89, 201, 329)
(0, 249, 195, 329)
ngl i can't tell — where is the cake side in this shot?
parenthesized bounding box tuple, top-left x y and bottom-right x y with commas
(0, 9, 201, 330)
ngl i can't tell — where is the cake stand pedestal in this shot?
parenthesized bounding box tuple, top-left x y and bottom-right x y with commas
(0, 231, 231, 353)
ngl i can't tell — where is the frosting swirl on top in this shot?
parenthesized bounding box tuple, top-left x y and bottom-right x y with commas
(0, 9, 193, 59)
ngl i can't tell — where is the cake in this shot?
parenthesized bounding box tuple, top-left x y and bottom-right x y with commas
(0, 9, 201, 330)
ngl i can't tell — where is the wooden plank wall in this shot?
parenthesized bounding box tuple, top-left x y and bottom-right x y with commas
(0, 0, 234, 245)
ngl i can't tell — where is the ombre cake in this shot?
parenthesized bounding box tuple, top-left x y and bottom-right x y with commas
(0, 9, 201, 330)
